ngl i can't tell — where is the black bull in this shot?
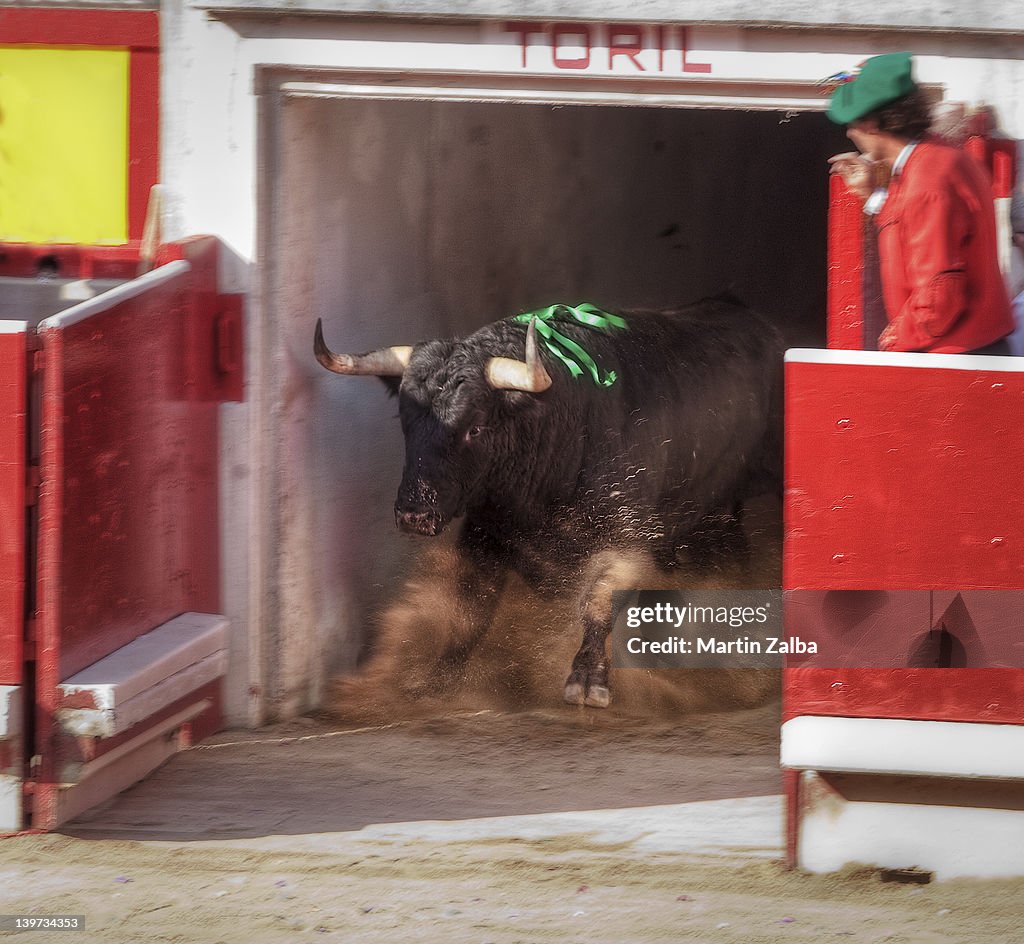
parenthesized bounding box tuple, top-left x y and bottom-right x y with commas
(315, 297, 782, 708)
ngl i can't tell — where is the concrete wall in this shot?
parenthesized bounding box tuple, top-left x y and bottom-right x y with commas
(161, 14, 1024, 264)
(193, 0, 1024, 35)
(158, 3, 1024, 721)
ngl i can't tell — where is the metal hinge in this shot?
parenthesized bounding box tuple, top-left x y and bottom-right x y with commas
(214, 294, 244, 401)
(216, 308, 239, 376)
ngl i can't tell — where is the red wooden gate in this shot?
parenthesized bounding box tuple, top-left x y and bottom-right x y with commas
(0, 324, 30, 829)
(0, 237, 242, 831)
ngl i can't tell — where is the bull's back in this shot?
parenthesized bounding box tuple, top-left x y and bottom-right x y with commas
(575, 300, 782, 512)
(613, 301, 781, 391)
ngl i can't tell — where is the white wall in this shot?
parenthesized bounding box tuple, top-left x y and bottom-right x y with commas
(161, 12, 1024, 262)
(191, 0, 1024, 35)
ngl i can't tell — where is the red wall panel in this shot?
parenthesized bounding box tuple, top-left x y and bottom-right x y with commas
(786, 357, 1024, 591)
(128, 47, 160, 244)
(0, 9, 157, 46)
(783, 667, 1024, 724)
(0, 330, 27, 686)
(785, 352, 1024, 725)
(37, 267, 220, 682)
(826, 176, 865, 351)
(26, 250, 233, 829)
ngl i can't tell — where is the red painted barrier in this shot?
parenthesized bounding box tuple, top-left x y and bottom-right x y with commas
(36, 262, 220, 681)
(29, 257, 229, 828)
(0, 238, 242, 829)
(783, 667, 1024, 726)
(161, 236, 246, 403)
(0, 244, 141, 280)
(785, 355, 1024, 591)
(784, 349, 1024, 867)
(826, 175, 865, 351)
(0, 328, 28, 688)
(965, 135, 1017, 200)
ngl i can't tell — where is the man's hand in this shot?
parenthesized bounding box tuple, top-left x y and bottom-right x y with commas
(878, 321, 900, 352)
(828, 152, 875, 202)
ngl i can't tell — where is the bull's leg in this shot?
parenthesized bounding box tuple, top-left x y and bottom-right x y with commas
(436, 523, 508, 671)
(563, 620, 612, 708)
(564, 549, 648, 709)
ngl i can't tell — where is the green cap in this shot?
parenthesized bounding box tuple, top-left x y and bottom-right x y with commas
(827, 52, 917, 125)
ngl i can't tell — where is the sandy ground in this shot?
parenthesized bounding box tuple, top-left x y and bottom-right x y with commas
(1, 708, 1023, 944)
(3, 505, 1022, 941)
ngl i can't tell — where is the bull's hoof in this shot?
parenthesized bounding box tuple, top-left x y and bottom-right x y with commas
(563, 682, 586, 705)
(564, 679, 611, 708)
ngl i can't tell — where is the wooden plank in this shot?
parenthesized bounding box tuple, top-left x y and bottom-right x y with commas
(58, 650, 227, 739)
(58, 612, 228, 710)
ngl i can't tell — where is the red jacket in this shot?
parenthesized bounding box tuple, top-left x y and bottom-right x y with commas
(876, 138, 1013, 353)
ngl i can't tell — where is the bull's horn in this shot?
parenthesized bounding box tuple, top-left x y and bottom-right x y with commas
(485, 317, 553, 393)
(314, 319, 412, 376)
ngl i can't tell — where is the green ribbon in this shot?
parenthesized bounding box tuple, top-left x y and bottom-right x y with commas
(511, 303, 628, 387)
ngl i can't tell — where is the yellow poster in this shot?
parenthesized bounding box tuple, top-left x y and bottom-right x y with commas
(0, 46, 129, 245)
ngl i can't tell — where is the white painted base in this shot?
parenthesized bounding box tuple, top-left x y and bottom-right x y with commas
(798, 770, 1024, 880)
(786, 346, 1024, 372)
(782, 716, 1024, 780)
(0, 685, 19, 746)
(0, 776, 20, 833)
(57, 613, 228, 738)
(0, 686, 21, 831)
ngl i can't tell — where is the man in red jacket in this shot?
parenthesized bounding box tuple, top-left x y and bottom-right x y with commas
(827, 52, 1014, 354)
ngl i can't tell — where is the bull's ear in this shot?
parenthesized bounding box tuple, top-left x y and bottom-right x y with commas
(379, 376, 402, 398)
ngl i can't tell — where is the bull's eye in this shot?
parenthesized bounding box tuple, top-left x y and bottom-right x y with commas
(465, 425, 484, 442)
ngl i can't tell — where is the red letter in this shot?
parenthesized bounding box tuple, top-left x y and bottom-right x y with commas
(551, 23, 591, 70)
(680, 26, 711, 74)
(608, 24, 646, 72)
(504, 21, 545, 69)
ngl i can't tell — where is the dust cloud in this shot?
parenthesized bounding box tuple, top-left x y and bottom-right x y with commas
(327, 498, 782, 724)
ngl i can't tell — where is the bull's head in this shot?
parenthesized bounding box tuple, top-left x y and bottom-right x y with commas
(315, 318, 551, 536)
